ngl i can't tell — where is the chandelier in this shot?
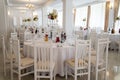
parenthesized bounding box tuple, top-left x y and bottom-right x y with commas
(25, 0, 34, 9)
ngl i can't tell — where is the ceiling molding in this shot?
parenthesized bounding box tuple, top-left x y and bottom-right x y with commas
(75, 0, 106, 8)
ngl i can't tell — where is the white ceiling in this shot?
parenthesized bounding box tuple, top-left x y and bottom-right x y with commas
(7, 0, 107, 10)
(7, 0, 56, 7)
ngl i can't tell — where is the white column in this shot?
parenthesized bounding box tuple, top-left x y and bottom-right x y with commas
(62, 0, 74, 36)
(42, 7, 48, 27)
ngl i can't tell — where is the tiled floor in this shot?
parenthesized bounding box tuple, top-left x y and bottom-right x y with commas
(0, 49, 120, 80)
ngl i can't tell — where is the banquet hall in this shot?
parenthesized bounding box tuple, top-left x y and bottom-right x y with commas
(0, 0, 120, 80)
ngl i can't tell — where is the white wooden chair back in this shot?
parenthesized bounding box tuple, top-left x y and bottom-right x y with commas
(12, 39, 20, 67)
(24, 32, 33, 41)
(1, 35, 7, 76)
(89, 32, 97, 49)
(11, 33, 17, 39)
(2, 35, 6, 59)
(34, 43, 55, 71)
(75, 40, 91, 79)
(19, 33, 24, 43)
(79, 31, 84, 39)
(97, 38, 109, 66)
(98, 33, 109, 39)
(96, 38, 109, 80)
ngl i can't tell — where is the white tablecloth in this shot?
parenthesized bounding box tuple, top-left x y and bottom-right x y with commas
(109, 34, 120, 50)
(24, 41, 75, 76)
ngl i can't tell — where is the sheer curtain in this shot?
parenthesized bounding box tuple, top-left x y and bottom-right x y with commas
(35, 10, 42, 27)
(75, 6, 88, 30)
(115, 3, 120, 32)
(89, 3, 105, 33)
(57, 11, 63, 28)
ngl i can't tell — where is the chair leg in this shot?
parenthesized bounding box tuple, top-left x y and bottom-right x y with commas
(74, 75, 77, 80)
(18, 75, 21, 80)
(96, 69, 98, 80)
(11, 63, 13, 80)
(34, 72, 37, 80)
(50, 71, 53, 80)
(18, 69, 21, 80)
(105, 70, 107, 80)
(65, 64, 68, 80)
(10, 58, 13, 80)
(54, 69, 56, 80)
(11, 70, 13, 80)
(4, 61, 6, 76)
(74, 69, 77, 80)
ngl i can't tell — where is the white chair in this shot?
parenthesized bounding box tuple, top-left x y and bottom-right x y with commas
(11, 32, 17, 39)
(65, 40, 91, 80)
(34, 43, 56, 80)
(24, 32, 33, 41)
(1, 35, 16, 77)
(89, 32, 97, 50)
(11, 39, 34, 80)
(75, 31, 84, 39)
(98, 33, 109, 39)
(19, 33, 24, 47)
(1, 35, 8, 76)
(91, 38, 109, 80)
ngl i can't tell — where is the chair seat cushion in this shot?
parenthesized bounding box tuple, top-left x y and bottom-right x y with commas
(91, 50, 96, 56)
(66, 58, 88, 68)
(37, 61, 55, 70)
(85, 56, 104, 68)
(7, 52, 24, 60)
(21, 58, 33, 67)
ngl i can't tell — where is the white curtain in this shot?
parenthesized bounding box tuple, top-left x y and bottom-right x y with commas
(89, 3, 105, 33)
(34, 10, 42, 27)
(115, 4, 120, 32)
(57, 11, 63, 28)
(75, 6, 88, 30)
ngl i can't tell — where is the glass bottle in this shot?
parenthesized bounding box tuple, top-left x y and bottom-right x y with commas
(61, 31, 64, 43)
(64, 33, 66, 40)
(44, 33, 48, 41)
(56, 34, 60, 43)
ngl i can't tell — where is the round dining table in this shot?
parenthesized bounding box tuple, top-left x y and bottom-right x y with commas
(23, 40, 75, 76)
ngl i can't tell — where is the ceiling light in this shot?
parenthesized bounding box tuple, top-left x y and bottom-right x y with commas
(25, 0, 34, 9)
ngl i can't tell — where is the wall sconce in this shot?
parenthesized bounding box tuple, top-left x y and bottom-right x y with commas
(109, 2, 113, 9)
(33, 11, 38, 16)
(8, 11, 10, 15)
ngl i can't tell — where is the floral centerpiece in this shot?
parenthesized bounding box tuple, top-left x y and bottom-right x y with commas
(82, 18, 86, 22)
(116, 16, 120, 21)
(23, 18, 31, 22)
(33, 16, 38, 21)
(115, 16, 120, 33)
(48, 9, 58, 20)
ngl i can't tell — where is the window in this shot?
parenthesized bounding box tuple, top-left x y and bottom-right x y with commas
(89, 3, 105, 32)
(75, 6, 88, 29)
(34, 10, 42, 27)
(57, 11, 63, 28)
(115, 3, 120, 32)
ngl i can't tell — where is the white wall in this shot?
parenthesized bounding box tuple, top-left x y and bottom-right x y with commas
(0, 0, 8, 49)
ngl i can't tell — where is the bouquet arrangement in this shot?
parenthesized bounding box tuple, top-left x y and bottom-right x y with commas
(33, 16, 38, 21)
(82, 18, 86, 21)
(23, 16, 38, 22)
(23, 18, 31, 22)
(48, 9, 58, 20)
(116, 16, 120, 20)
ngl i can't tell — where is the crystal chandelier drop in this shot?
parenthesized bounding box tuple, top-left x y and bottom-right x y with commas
(25, 0, 34, 9)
